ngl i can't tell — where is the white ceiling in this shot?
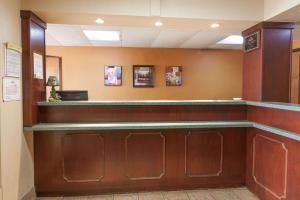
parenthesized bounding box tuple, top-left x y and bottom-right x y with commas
(46, 24, 243, 49)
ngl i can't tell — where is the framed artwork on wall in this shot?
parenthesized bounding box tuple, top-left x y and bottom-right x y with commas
(104, 65, 122, 86)
(133, 65, 154, 87)
(166, 66, 182, 86)
(244, 31, 260, 52)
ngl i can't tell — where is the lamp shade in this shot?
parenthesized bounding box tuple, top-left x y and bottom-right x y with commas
(46, 76, 60, 86)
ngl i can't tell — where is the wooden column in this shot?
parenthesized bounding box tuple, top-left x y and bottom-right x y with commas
(242, 22, 294, 102)
(21, 10, 47, 126)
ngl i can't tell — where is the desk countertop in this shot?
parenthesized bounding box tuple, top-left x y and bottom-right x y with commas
(37, 100, 300, 112)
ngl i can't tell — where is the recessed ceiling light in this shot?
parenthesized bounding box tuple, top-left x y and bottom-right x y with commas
(210, 23, 220, 28)
(83, 30, 120, 41)
(217, 35, 243, 45)
(95, 18, 104, 24)
(155, 21, 163, 27)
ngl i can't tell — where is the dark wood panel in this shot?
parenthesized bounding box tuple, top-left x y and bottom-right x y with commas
(185, 131, 223, 177)
(62, 134, 104, 182)
(35, 128, 246, 196)
(242, 30, 263, 101)
(125, 132, 165, 180)
(246, 128, 300, 200)
(21, 10, 47, 126)
(247, 106, 300, 133)
(38, 105, 246, 123)
(252, 134, 287, 199)
(242, 22, 294, 102)
(262, 28, 293, 102)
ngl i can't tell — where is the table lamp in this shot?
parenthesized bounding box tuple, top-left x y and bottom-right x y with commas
(46, 76, 61, 102)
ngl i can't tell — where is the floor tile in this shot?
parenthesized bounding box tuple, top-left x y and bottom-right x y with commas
(209, 189, 240, 200)
(163, 191, 189, 200)
(187, 190, 215, 200)
(113, 193, 138, 200)
(231, 188, 259, 200)
(63, 196, 88, 200)
(138, 192, 164, 200)
(87, 195, 113, 200)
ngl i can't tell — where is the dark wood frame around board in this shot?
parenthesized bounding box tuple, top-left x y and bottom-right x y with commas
(46, 55, 63, 90)
(21, 10, 47, 126)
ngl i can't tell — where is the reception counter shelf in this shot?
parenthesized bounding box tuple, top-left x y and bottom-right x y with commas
(37, 100, 300, 112)
(24, 120, 300, 142)
(30, 100, 300, 142)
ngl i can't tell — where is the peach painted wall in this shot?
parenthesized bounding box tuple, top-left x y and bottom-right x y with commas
(47, 46, 243, 100)
(0, 0, 35, 199)
(293, 40, 300, 49)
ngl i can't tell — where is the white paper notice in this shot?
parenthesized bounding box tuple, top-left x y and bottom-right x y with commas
(3, 77, 21, 102)
(33, 52, 43, 79)
(5, 43, 22, 77)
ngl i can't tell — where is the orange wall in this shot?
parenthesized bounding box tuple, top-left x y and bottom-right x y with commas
(294, 40, 300, 49)
(47, 46, 242, 100)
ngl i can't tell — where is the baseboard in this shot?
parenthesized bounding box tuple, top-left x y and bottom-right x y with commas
(21, 187, 36, 200)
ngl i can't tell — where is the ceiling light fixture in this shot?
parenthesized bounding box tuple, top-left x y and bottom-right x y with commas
(95, 18, 104, 24)
(83, 30, 120, 41)
(155, 21, 164, 27)
(217, 35, 243, 45)
(210, 23, 220, 28)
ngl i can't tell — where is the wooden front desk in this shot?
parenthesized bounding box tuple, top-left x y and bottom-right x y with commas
(26, 100, 300, 199)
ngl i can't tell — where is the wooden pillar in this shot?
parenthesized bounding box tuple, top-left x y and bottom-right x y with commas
(21, 10, 47, 126)
(242, 22, 294, 102)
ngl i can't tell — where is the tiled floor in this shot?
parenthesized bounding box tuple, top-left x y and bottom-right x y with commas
(36, 187, 260, 200)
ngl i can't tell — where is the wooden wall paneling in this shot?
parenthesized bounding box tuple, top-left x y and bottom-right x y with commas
(247, 106, 300, 133)
(262, 28, 293, 102)
(185, 131, 223, 177)
(242, 22, 294, 102)
(242, 30, 263, 101)
(246, 128, 300, 200)
(38, 105, 247, 123)
(252, 134, 287, 199)
(62, 134, 104, 182)
(35, 128, 246, 196)
(21, 10, 47, 126)
(125, 132, 165, 180)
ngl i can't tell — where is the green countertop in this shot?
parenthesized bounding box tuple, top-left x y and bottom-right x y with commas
(24, 120, 252, 131)
(32, 100, 300, 141)
(24, 120, 300, 141)
(37, 100, 246, 106)
(37, 100, 300, 112)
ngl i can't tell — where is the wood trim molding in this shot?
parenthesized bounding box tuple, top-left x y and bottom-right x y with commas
(46, 55, 63, 89)
(20, 10, 46, 29)
(242, 22, 295, 36)
(252, 134, 288, 199)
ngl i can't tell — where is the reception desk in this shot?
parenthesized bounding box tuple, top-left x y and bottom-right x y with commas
(25, 100, 300, 199)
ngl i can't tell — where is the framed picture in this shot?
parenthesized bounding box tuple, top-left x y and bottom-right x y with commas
(244, 31, 260, 52)
(104, 65, 122, 86)
(133, 65, 154, 87)
(166, 66, 182, 86)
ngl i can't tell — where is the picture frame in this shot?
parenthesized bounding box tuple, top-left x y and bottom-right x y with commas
(104, 65, 122, 86)
(166, 66, 182, 86)
(133, 65, 154, 87)
(244, 31, 260, 52)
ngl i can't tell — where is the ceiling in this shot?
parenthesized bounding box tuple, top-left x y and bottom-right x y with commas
(42, 0, 300, 49)
(46, 24, 244, 49)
